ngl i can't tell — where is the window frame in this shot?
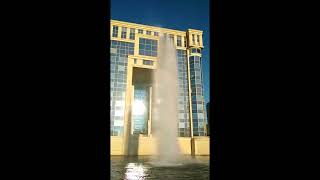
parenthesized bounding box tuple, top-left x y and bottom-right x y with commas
(192, 34, 195, 45)
(121, 27, 127, 39)
(177, 35, 182, 47)
(129, 28, 135, 40)
(197, 34, 200, 45)
(139, 38, 158, 57)
(112, 25, 118, 38)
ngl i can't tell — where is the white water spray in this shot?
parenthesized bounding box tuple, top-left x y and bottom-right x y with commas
(151, 34, 181, 164)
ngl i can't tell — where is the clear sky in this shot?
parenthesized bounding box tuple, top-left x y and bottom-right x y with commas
(111, 0, 210, 105)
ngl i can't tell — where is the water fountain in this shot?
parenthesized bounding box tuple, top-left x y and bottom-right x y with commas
(150, 34, 182, 166)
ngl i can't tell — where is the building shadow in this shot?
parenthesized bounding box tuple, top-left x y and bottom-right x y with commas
(126, 108, 139, 156)
(128, 134, 139, 156)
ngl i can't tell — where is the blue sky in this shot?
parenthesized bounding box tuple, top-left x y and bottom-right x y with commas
(111, 0, 210, 105)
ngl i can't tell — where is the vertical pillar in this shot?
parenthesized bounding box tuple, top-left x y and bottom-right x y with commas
(123, 58, 133, 155)
(187, 47, 195, 156)
(186, 49, 194, 138)
(131, 85, 135, 135)
(148, 86, 152, 136)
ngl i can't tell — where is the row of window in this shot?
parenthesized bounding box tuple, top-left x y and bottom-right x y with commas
(164, 34, 187, 47)
(143, 60, 154, 65)
(112, 25, 159, 39)
(112, 26, 136, 40)
(132, 59, 154, 66)
(191, 34, 201, 46)
(112, 26, 192, 48)
(138, 29, 159, 36)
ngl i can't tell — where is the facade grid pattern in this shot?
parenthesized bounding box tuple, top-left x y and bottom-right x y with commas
(139, 38, 158, 57)
(189, 55, 207, 136)
(110, 40, 134, 136)
(177, 49, 191, 137)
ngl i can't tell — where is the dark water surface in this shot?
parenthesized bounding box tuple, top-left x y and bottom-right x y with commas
(111, 156, 209, 180)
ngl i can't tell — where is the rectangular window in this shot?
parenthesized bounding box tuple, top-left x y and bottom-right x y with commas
(191, 48, 197, 53)
(198, 113, 204, 119)
(112, 26, 118, 38)
(134, 58, 137, 64)
(146, 30, 151, 35)
(177, 36, 182, 47)
(129, 28, 135, 40)
(192, 34, 195, 45)
(139, 38, 158, 57)
(154, 32, 159, 36)
(169, 34, 174, 42)
(197, 105, 204, 111)
(138, 29, 143, 34)
(197, 35, 200, 45)
(121, 27, 127, 39)
(184, 37, 187, 47)
(143, 60, 154, 65)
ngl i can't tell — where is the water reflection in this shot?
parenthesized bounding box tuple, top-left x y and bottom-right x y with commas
(125, 163, 148, 180)
(112, 156, 209, 180)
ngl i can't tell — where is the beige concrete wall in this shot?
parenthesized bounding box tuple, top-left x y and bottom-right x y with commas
(137, 136, 157, 155)
(192, 137, 210, 155)
(178, 137, 192, 155)
(111, 136, 124, 155)
(137, 137, 192, 155)
(111, 136, 204, 155)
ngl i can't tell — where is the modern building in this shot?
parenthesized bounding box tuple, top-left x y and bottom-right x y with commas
(110, 19, 209, 155)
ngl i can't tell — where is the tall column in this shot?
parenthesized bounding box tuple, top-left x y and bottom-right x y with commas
(186, 48, 194, 138)
(148, 86, 152, 136)
(131, 85, 135, 135)
(123, 58, 133, 155)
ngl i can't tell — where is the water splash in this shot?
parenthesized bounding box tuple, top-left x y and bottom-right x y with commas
(152, 34, 181, 164)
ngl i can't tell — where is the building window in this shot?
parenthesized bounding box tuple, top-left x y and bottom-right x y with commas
(139, 38, 157, 57)
(121, 27, 127, 39)
(143, 60, 154, 65)
(197, 35, 200, 45)
(177, 36, 182, 47)
(134, 58, 137, 64)
(190, 48, 201, 54)
(138, 29, 143, 34)
(169, 34, 174, 42)
(146, 30, 151, 35)
(192, 34, 195, 45)
(129, 28, 135, 40)
(154, 32, 159, 36)
(112, 26, 118, 38)
(184, 37, 187, 47)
